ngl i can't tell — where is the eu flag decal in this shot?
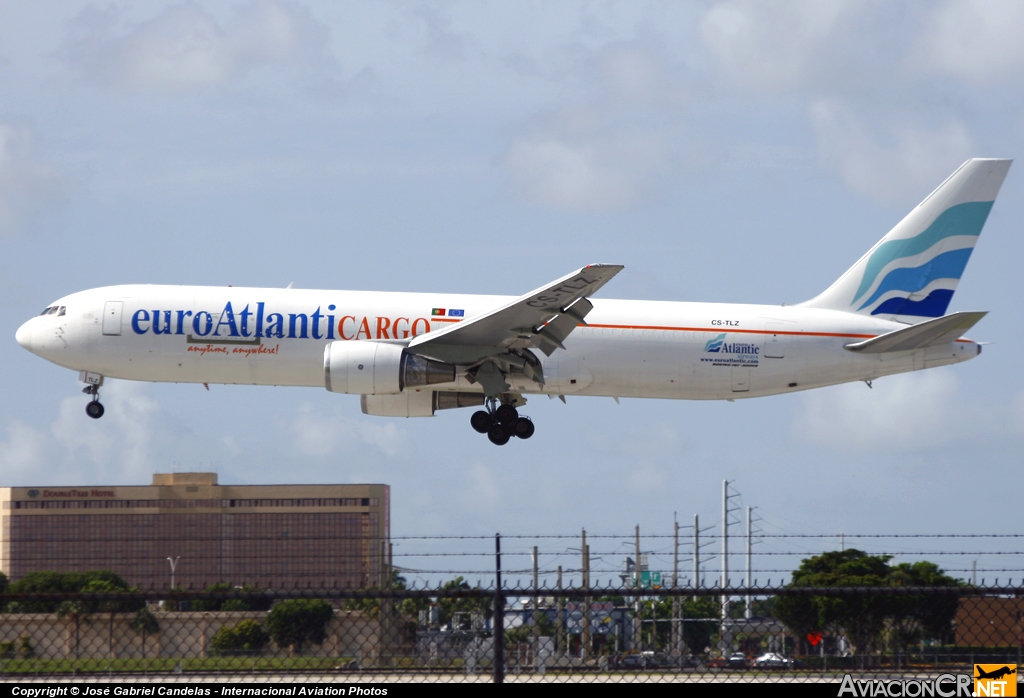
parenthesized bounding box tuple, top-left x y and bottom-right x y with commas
(431, 308, 446, 316)
(447, 309, 465, 317)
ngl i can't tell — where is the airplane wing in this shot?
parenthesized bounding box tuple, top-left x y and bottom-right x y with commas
(408, 264, 623, 364)
(844, 311, 987, 353)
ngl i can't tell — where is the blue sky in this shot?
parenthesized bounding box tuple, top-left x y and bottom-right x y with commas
(2, 1, 1023, 585)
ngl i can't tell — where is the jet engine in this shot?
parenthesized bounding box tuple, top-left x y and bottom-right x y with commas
(324, 341, 456, 395)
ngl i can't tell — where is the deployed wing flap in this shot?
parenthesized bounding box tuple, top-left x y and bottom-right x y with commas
(535, 298, 593, 356)
(844, 311, 987, 353)
(409, 264, 622, 358)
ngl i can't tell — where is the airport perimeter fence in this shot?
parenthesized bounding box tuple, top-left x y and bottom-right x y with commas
(0, 583, 1022, 683)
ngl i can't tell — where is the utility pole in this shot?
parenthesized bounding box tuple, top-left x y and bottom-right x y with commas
(693, 514, 699, 600)
(722, 480, 729, 618)
(745, 507, 752, 619)
(581, 529, 591, 662)
(557, 566, 565, 658)
(720, 480, 741, 656)
(634, 524, 642, 652)
(673, 517, 681, 661)
(532, 546, 540, 671)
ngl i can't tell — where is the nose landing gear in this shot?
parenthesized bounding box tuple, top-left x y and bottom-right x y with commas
(80, 371, 105, 419)
(83, 385, 105, 419)
(470, 400, 534, 445)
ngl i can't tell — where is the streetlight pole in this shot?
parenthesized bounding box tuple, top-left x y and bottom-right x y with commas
(167, 557, 180, 590)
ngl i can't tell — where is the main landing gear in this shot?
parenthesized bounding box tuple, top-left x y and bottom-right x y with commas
(470, 401, 535, 446)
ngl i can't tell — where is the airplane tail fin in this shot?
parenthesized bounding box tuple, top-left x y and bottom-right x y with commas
(800, 158, 1012, 322)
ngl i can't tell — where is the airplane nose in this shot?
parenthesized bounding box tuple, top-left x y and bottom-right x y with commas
(15, 321, 32, 350)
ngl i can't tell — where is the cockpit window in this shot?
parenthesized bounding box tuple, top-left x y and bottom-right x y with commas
(39, 306, 55, 316)
(57, 306, 66, 316)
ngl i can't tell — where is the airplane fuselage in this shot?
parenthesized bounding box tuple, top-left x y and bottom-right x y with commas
(17, 284, 980, 403)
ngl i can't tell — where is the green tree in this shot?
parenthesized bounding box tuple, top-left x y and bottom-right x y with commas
(887, 561, 961, 651)
(57, 597, 91, 659)
(266, 599, 334, 654)
(436, 577, 492, 628)
(773, 550, 962, 657)
(130, 607, 160, 659)
(636, 596, 720, 655)
(83, 579, 122, 660)
(210, 619, 269, 657)
(191, 583, 271, 612)
(9, 570, 134, 613)
(773, 550, 891, 655)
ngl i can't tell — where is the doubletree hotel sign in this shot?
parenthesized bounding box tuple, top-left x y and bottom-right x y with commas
(25, 488, 115, 498)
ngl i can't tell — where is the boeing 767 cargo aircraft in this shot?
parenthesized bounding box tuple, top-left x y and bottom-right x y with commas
(15, 158, 1011, 444)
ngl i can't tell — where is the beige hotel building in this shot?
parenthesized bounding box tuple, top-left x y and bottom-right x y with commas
(0, 473, 389, 590)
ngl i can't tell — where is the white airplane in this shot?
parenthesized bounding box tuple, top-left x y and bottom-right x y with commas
(15, 158, 1011, 445)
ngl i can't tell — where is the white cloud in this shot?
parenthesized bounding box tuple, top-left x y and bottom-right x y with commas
(452, 462, 500, 514)
(912, 0, 1024, 84)
(51, 380, 162, 480)
(795, 369, 966, 450)
(699, 0, 858, 91)
(810, 99, 974, 205)
(0, 381, 195, 484)
(0, 421, 47, 475)
(64, 0, 334, 91)
(0, 123, 63, 237)
(503, 42, 687, 212)
(291, 403, 407, 457)
(1010, 392, 1024, 436)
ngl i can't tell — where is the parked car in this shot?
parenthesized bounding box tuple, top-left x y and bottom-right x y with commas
(609, 651, 669, 670)
(753, 652, 799, 668)
(726, 652, 749, 668)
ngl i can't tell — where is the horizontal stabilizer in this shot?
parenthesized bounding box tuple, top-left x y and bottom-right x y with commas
(844, 311, 986, 353)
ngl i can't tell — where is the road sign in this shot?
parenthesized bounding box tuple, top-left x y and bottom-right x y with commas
(637, 571, 663, 588)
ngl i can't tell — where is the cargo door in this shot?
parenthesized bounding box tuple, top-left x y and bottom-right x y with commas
(764, 322, 786, 359)
(102, 301, 123, 336)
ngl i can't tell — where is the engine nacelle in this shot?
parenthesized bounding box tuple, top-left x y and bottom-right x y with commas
(324, 342, 456, 395)
(361, 391, 485, 417)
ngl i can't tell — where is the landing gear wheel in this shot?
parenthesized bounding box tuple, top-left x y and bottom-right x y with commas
(470, 410, 493, 434)
(487, 424, 511, 446)
(495, 403, 518, 425)
(512, 417, 534, 439)
(85, 401, 105, 419)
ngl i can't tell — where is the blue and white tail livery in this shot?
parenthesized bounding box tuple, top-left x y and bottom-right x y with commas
(802, 158, 1012, 322)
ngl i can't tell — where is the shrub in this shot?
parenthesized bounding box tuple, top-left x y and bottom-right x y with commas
(210, 619, 269, 657)
(266, 599, 334, 652)
(18, 637, 33, 659)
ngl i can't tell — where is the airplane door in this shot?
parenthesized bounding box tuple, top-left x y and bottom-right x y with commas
(102, 301, 123, 336)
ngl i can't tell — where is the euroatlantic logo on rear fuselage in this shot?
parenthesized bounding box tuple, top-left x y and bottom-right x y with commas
(704, 333, 759, 355)
(129, 301, 435, 341)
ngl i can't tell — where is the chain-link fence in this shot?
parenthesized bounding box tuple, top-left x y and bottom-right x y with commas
(0, 584, 1021, 682)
